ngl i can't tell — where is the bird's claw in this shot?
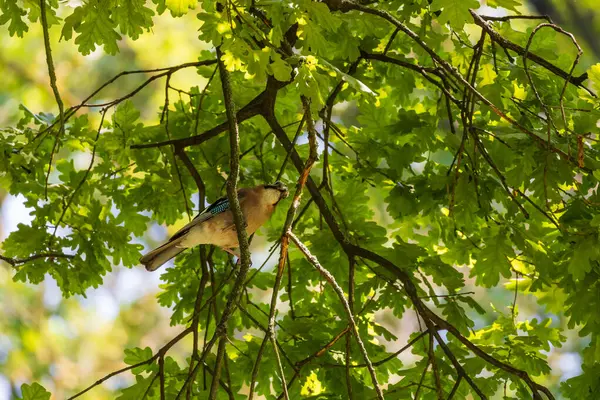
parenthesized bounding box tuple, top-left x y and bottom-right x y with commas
(235, 257, 252, 267)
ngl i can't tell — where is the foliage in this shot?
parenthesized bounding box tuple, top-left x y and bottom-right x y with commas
(1, 0, 600, 399)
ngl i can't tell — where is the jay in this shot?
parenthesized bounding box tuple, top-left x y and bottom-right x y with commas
(140, 181, 289, 271)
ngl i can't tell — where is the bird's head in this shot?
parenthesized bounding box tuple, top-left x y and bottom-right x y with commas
(263, 181, 289, 205)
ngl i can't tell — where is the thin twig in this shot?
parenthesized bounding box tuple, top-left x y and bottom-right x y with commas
(0, 252, 75, 267)
(345, 256, 355, 400)
(30, 60, 216, 151)
(39, 0, 65, 200)
(249, 98, 317, 400)
(195, 67, 218, 135)
(288, 232, 384, 400)
(187, 248, 209, 399)
(276, 327, 350, 399)
(481, 14, 552, 23)
(268, 105, 554, 399)
(209, 337, 227, 399)
(276, 116, 306, 181)
(50, 108, 107, 245)
(447, 375, 463, 400)
(67, 327, 192, 400)
(175, 148, 206, 202)
(159, 356, 165, 400)
(429, 332, 444, 399)
(413, 357, 431, 399)
(470, 11, 589, 91)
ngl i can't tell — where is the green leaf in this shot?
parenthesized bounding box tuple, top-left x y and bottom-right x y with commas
(268, 52, 292, 82)
(116, 375, 155, 400)
(113, 0, 155, 39)
(299, 21, 329, 55)
(561, 363, 600, 399)
(441, 300, 474, 334)
(62, 4, 122, 55)
(124, 346, 153, 374)
(304, 1, 342, 32)
(470, 235, 513, 287)
(458, 295, 487, 315)
(431, 0, 479, 29)
(588, 63, 600, 94)
(487, 0, 522, 12)
(0, 0, 29, 37)
(318, 57, 376, 96)
(568, 237, 598, 281)
(20, 383, 51, 400)
(3, 223, 49, 258)
(295, 61, 329, 112)
(165, 0, 196, 17)
(113, 100, 141, 129)
(479, 64, 497, 86)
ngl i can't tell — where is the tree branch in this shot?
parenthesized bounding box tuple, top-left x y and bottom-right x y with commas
(361, 51, 460, 105)
(67, 327, 192, 400)
(327, 1, 592, 172)
(50, 108, 108, 246)
(267, 105, 554, 400)
(0, 252, 75, 267)
(277, 327, 350, 399)
(175, 148, 206, 202)
(202, 46, 253, 400)
(248, 97, 317, 400)
(470, 11, 590, 91)
(131, 87, 266, 150)
(39, 0, 65, 199)
(288, 231, 384, 400)
(32, 60, 217, 149)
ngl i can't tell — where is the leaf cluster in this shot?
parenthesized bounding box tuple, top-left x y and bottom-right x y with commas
(2, 0, 600, 399)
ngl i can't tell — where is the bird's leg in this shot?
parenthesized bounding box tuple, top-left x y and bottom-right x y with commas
(220, 247, 238, 257)
(222, 247, 251, 266)
(221, 247, 242, 265)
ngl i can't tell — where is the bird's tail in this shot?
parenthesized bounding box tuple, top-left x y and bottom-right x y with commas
(140, 238, 185, 271)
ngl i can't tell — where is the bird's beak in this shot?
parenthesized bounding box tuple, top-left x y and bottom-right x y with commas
(279, 185, 289, 199)
(267, 181, 288, 204)
(266, 181, 289, 199)
(266, 181, 289, 204)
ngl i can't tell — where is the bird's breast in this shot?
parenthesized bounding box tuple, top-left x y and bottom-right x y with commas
(179, 203, 275, 250)
(244, 205, 274, 235)
(179, 217, 238, 249)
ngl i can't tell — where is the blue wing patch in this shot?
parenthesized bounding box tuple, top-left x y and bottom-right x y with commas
(197, 193, 239, 218)
(190, 191, 246, 223)
(207, 198, 230, 215)
(168, 192, 243, 241)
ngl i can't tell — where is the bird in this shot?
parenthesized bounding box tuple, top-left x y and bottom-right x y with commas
(140, 181, 289, 271)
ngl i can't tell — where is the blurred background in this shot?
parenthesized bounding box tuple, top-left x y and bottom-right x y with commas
(0, 0, 598, 398)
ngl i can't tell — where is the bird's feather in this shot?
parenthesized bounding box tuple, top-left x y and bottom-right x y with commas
(169, 192, 247, 241)
(140, 237, 186, 271)
(141, 183, 288, 271)
(205, 196, 231, 215)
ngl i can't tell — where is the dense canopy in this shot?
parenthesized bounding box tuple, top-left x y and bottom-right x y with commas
(1, 0, 600, 399)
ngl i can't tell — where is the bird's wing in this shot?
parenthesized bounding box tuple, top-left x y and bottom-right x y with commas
(220, 195, 251, 232)
(168, 191, 247, 241)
